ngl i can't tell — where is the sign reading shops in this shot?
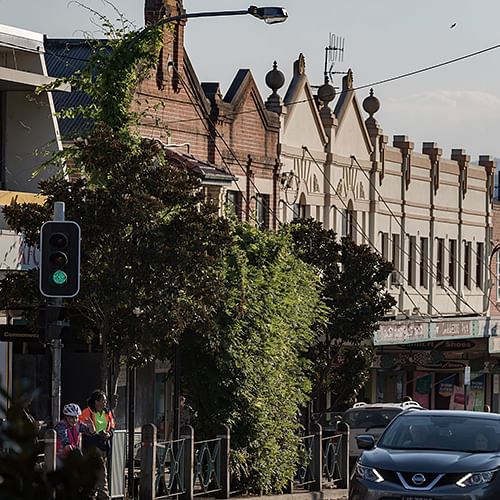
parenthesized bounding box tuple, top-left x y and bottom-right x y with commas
(401, 340, 476, 351)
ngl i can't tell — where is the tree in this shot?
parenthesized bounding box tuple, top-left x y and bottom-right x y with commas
(181, 223, 327, 492)
(286, 218, 395, 409)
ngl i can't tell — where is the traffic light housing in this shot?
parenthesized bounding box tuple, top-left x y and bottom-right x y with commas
(39, 221, 81, 298)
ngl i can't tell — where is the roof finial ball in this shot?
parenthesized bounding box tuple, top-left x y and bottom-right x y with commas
(265, 61, 285, 93)
(363, 88, 380, 117)
(318, 81, 336, 105)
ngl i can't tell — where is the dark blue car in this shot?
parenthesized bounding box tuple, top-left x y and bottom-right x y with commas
(350, 409, 500, 500)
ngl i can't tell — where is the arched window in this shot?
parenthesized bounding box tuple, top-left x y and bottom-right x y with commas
(344, 200, 356, 241)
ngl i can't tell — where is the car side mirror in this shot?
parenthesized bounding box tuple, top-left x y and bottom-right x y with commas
(356, 434, 376, 450)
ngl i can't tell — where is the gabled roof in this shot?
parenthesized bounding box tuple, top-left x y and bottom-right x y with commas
(221, 69, 280, 130)
(333, 70, 373, 154)
(282, 55, 328, 147)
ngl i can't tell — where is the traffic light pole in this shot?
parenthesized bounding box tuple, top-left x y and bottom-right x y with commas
(50, 202, 65, 425)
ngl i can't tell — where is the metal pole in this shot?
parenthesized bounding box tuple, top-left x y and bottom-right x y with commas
(50, 337, 63, 425)
(173, 341, 181, 440)
(127, 365, 136, 496)
(50, 202, 65, 425)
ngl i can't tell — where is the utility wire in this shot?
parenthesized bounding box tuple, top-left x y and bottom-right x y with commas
(155, 69, 261, 227)
(164, 40, 500, 126)
(302, 146, 435, 319)
(44, 38, 500, 127)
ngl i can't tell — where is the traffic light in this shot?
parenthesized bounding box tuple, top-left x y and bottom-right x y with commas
(39, 221, 81, 298)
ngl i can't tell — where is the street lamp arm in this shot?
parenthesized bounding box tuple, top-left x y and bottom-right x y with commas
(157, 6, 288, 25)
(129, 6, 287, 49)
(161, 10, 249, 24)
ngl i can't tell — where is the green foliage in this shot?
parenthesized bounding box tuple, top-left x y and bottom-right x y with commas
(1, 124, 230, 364)
(37, 3, 164, 134)
(0, 389, 100, 499)
(286, 218, 395, 408)
(181, 223, 327, 493)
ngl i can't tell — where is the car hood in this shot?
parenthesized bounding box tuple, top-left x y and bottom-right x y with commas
(360, 447, 500, 473)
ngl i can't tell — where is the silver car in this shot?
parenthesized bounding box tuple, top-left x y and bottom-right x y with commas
(343, 401, 422, 469)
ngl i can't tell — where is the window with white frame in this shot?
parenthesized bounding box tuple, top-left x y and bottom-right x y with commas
(476, 242, 484, 290)
(419, 237, 428, 288)
(381, 233, 389, 262)
(464, 241, 471, 289)
(496, 256, 500, 302)
(408, 235, 417, 287)
(0, 91, 4, 189)
(391, 234, 400, 286)
(225, 190, 241, 219)
(448, 239, 457, 288)
(256, 193, 270, 230)
(436, 238, 445, 287)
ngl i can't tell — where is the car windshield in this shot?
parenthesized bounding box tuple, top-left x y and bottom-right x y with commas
(378, 414, 500, 452)
(344, 408, 401, 429)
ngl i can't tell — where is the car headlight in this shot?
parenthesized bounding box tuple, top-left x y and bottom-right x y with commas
(456, 470, 497, 488)
(355, 463, 384, 483)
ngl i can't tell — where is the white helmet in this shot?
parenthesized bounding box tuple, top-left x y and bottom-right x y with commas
(63, 403, 82, 417)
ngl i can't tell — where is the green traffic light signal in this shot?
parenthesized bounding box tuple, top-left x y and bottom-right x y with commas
(40, 221, 81, 298)
(51, 270, 68, 285)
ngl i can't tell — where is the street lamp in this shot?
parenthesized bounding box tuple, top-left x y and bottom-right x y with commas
(156, 6, 289, 25)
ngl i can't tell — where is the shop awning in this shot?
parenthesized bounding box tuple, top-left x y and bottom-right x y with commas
(0, 190, 46, 206)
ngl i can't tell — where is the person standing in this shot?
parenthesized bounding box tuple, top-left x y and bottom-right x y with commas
(79, 390, 115, 500)
(55, 403, 83, 460)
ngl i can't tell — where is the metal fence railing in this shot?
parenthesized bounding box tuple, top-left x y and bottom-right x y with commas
(293, 422, 350, 493)
(193, 437, 221, 496)
(155, 438, 186, 499)
(295, 433, 314, 488)
(138, 422, 348, 500)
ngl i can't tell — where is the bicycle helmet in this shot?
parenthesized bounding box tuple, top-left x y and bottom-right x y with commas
(63, 403, 82, 417)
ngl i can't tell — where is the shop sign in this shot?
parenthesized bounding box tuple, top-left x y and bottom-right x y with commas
(435, 321, 470, 338)
(374, 321, 428, 345)
(376, 318, 485, 346)
(438, 382, 454, 398)
(401, 340, 475, 351)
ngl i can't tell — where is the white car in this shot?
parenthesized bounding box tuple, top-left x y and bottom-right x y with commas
(343, 401, 422, 468)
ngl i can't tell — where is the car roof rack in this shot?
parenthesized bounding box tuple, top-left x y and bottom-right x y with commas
(352, 402, 367, 408)
(401, 400, 422, 409)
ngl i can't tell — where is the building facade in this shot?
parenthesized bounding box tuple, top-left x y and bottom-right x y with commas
(264, 53, 498, 411)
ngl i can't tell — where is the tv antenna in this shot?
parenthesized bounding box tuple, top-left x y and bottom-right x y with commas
(324, 33, 346, 83)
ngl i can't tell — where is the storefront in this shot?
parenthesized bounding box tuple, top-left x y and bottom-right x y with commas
(371, 317, 500, 410)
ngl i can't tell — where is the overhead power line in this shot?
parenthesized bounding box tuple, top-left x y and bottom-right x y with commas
(46, 38, 500, 127)
(163, 40, 500, 126)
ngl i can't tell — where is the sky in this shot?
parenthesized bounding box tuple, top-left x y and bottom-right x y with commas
(2, 0, 500, 162)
